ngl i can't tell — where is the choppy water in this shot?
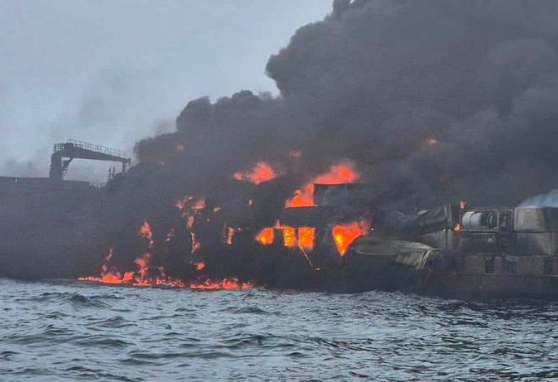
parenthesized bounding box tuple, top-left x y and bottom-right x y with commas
(1, 279, 558, 381)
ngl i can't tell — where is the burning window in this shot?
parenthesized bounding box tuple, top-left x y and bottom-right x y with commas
(298, 227, 315, 249)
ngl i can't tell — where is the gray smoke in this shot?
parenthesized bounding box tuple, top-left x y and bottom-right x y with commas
(135, 0, 558, 211)
(520, 189, 558, 207)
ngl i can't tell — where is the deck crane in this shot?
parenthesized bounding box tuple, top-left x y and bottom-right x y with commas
(49, 139, 131, 180)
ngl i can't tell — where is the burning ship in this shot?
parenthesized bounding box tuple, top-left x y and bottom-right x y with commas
(4, 0, 558, 298)
(3, 140, 558, 299)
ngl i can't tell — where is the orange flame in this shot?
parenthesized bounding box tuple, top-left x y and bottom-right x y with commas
(191, 232, 201, 253)
(233, 162, 279, 185)
(332, 220, 370, 256)
(286, 160, 360, 207)
(255, 228, 274, 245)
(79, 221, 253, 290)
(425, 138, 438, 146)
(454, 224, 462, 231)
(139, 221, 154, 247)
(225, 227, 235, 245)
(78, 251, 186, 288)
(189, 278, 255, 290)
(283, 226, 296, 247)
(193, 262, 205, 271)
(175, 196, 194, 210)
(298, 227, 315, 249)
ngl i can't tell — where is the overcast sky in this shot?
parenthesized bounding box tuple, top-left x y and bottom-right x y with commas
(0, 0, 331, 180)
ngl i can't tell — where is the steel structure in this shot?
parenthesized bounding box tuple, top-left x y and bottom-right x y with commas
(49, 139, 131, 180)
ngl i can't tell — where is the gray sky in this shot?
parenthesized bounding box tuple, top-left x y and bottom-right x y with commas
(0, 0, 331, 180)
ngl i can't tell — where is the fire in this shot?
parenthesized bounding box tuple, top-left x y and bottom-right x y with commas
(175, 196, 205, 212)
(175, 196, 206, 230)
(454, 224, 462, 231)
(139, 221, 154, 248)
(286, 160, 360, 207)
(189, 278, 255, 290)
(175, 196, 194, 209)
(332, 220, 370, 256)
(233, 162, 280, 185)
(225, 227, 235, 245)
(78, 251, 186, 288)
(298, 227, 315, 249)
(425, 138, 438, 146)
(191, 232, 201, 253)
(255, 228, 274, 245)
(176, 142, 185, 152)
(283, 226, 296, 247)
(79, 221, 255, 290)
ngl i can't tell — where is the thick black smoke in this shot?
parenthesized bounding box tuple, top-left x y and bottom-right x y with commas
(7, 0, 558, 286)
(68, 0, 558, 286)
(134, 0, 558, 211)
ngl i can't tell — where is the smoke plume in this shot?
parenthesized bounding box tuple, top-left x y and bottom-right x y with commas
(132, 0, 558, 211)
(12, 0, 558, 285)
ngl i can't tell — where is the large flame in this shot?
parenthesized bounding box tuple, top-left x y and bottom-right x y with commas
(233, 162, 280, 185)
(286, 160, 360, 207)
(332, 220, 370, 256)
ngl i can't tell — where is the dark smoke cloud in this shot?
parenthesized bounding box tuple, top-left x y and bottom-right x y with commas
(134, 0, 558, 211)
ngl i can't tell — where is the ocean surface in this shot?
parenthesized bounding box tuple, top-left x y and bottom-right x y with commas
(1, 279, 558, 382)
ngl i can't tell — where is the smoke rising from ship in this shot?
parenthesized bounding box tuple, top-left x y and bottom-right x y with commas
(6, 1, 558, 287)
(134, 0, 558, 211)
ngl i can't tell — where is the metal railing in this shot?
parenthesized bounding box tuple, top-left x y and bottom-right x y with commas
(55, 139, 128, 159)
